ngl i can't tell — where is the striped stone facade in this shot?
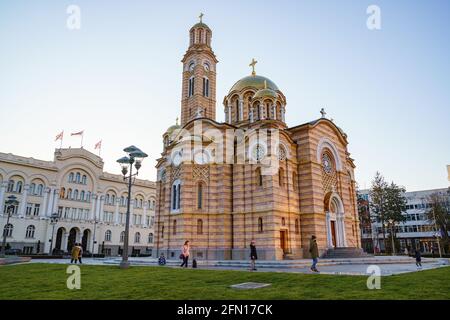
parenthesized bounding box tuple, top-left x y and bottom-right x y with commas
(155, 19, 360, 261)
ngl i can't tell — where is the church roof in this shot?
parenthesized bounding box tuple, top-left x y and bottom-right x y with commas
(191, 22, 211, 30)
(229, 75, 279, 94)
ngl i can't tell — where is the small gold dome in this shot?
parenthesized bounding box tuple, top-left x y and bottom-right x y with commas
(229, 75, 279, 94)
(253, 88, 278, 100)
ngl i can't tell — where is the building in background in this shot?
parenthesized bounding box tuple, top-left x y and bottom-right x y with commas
(359, 188, 449, 254)
(0, 148, 156, 256)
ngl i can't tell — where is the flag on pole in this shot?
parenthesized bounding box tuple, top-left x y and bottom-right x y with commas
(71, 130, 84, 148)
(55, 131, 64, 141)
(71, 130, 84, 136)
(95, 140, 102, 156)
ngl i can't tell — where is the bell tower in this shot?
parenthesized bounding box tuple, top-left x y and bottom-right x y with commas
(180, 14, 218, 125)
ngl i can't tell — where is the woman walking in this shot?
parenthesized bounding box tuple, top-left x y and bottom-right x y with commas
(249, 240, 258, 271)
(180, 240, 190, 268)
(70, 244, 80, 264)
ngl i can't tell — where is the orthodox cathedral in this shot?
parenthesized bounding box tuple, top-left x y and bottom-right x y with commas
(154, 16, 360, 260)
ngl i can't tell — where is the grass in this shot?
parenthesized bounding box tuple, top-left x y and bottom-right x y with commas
(0, 263, 449, 300)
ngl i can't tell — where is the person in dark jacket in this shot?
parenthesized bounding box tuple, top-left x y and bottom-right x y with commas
(415, 249, 422, 269)
(158, 253, 166, 266)
(250, 240, 258, 271)
(309, 235, 319, 272)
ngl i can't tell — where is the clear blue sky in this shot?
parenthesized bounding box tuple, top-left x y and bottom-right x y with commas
(0, 0, 449, 191)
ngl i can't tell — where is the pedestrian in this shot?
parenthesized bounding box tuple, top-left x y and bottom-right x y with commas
(70, 244, 81, 264)
(309, 235, 319, 272)
(77, 243, 83, 264)
(415, 248, 422, 270)
(180, 240, 190, 268)
(249, 240, 258, 271)
(158, 253, 166, 266)
(431, 248, 435, 258)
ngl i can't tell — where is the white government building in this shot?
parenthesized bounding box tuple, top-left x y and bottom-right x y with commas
(0, 148, 156, 256)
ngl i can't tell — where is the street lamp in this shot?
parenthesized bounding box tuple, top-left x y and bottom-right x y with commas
(48, 212, 59, 255)
(1, 195, 19, 258)
(117, 145, 148, 269)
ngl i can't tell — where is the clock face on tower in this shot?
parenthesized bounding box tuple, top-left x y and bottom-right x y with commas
(203, 62, 210, 72)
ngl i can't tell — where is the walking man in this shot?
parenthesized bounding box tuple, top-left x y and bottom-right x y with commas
(249, 240, 258, 271)
(309, 235, 319, 272)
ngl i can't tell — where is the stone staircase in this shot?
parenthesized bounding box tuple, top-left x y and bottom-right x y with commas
(323, 247, 370, 259)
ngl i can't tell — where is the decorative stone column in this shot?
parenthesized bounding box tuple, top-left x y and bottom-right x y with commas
(326, 212, 333, 248)
(90, 194, 97, 220)
(18, 184, 30, 217)
(227, 105, 232, 124)
(114, 198, 120, 224)
(95, 195, 101, 221)
(272, 104, 277, 120)
(281, 105, 286, 122)
(46, 187, 55, 217)
(249, 107, 254, 123)
(99, 195, 105, 221)
(0, 181, 7, 215)
(40, 187, 50, 217)
(143, 203, 148, 226)
(239, 98, 244, 121)
(52, 188, 59, 216)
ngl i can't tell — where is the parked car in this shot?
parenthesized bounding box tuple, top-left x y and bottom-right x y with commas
(5, 249, 22, 255)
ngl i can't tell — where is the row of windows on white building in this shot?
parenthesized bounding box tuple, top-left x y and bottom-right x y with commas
(2, 224, 154, 244)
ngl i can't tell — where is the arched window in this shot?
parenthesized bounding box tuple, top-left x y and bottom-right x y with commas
(171, 180, 181, 211)
(255, 168, 263, 187)
(73, 190, 79, 200)
(37, 184, 43, 196)
(76, 172, 81, 183)
(121, 196, 125, 206)
(60, 187, 66, 199)
(188, 77, 195, 97)
(281, 217, 286, 226)
(236, 99, 240, 121)
(258, 217, 263, 233)
(105, 194, 110, 205)
(197, 183, 203, 209)
(197, 219, 203, 235)
(161, 225, 165, 239)
(148, 233, 153, 243)
(25, 225, 35, 238)
(86, 192, 91, 202)
(67, 189, 72, 199)
(105, 230, 112, 242)
(173, 220, 177, 235)
(80, 191, 85, 202)
(139, 199, 143, 208)
(295, 219, 300, 234)
(68, 173, 74, 183)
(279, 168, 285, 187)
(120, 231, 125, 243)
(16, 181, 23, 193)
(3, 224, 13, 237)
(7, 180, 14, 192)
(203, 77, 209, 97)
(81, 175, 87, 184)
(198, 29, 203, 43)
(134, 232, 141, 243)
(30, 183, 36, 195)
(190, 31, 194, 46)
(111, 195, 115, 205)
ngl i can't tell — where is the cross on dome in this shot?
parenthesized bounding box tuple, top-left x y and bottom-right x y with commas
(320, 108, 327, 118)
(249, 58, 257, 76)
(199, 13, 204, 23)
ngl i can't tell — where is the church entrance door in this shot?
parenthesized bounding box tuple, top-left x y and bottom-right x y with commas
(280, 230, 288, 253)
(330, 221, 337, 248)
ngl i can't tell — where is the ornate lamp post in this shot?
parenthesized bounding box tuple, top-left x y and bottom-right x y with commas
(1, 195, 19, 258)
(48, 212, 59, 255)
(117, 145, 148, 269)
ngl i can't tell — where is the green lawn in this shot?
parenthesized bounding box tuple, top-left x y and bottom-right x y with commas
(0, 263, 449, 300)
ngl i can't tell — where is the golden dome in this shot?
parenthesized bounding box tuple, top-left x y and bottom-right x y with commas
(253, 88, 278, 100)
(229, 75, 279, 94)
(164, 118, 181, 136)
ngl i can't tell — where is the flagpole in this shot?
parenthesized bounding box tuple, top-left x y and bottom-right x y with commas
(81, 132, 84, 148)
(60, 131, 63, 149)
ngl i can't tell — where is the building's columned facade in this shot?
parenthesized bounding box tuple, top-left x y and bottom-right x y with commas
(155, 19, 360, 261)
(0, 148, 156, 256)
